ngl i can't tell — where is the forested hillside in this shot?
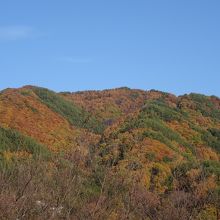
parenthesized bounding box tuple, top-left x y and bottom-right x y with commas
(0, 86, 219, 219)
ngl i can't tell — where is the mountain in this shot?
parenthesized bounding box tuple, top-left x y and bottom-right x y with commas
(0, 86, 219, 219)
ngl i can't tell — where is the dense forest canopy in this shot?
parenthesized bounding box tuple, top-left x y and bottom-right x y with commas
(0, 86, 219, 219)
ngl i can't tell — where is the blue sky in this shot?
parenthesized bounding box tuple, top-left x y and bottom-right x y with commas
(0, 0, 220, 96)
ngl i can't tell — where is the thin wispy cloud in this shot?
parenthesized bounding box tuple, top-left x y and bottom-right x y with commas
(0, 26, 39, 40)
(59, 56, 93, 64)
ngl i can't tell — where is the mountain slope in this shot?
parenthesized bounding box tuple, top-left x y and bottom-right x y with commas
(0, 87, 101, 152)
(0, 86, 219, 219)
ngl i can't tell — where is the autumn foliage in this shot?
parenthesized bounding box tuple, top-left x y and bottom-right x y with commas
(0, 86, 219, 219)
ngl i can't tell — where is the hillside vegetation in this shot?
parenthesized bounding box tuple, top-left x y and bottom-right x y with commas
(32, 87, 104, 134)
(0, 86, 219, 219)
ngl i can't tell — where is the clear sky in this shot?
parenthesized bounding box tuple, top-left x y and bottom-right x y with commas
(0, 0, 220, 96)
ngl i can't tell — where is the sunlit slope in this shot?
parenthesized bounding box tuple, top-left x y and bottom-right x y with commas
(0, 87, 100, 151)
(100, 92, 220, 164)
(32, 87, 104, 134)
(61, 87, 148, 124)
(0, 86, 219, 161)
(0, 126, 50, 161)
(65, 88, 220, 159)
(92, 91, 220, 193)
(0, 86, 219, 219)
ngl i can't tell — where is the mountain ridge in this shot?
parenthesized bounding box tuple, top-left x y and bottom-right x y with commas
(2, 85, 219, 98)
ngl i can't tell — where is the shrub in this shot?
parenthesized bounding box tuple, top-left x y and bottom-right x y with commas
(162, 156, 173, 163)
(208, 128, 220, 139)
(201, 130, 220, 153)
(172, 162, 199, 179)
(202, 160, 220, 179)
(145, 152, 156, 162)
(126, 161, 142, 171)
